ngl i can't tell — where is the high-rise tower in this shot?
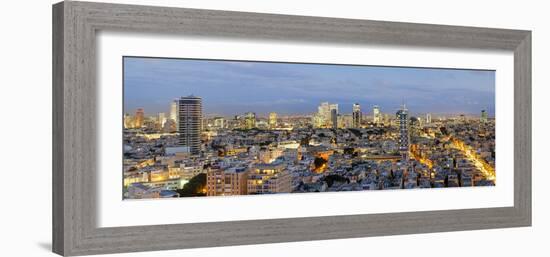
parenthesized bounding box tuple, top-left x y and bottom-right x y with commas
(318, 102, 330, 126)
(352, 103, 362, 128)
(331, 109, 338, 130)
(134, 108, 144, 128)
(170, 100, 178, 123)
(481, 110, 488, 123)
(177, 96, 202, 155)
(396, 104, 410, 161)
(158, 112, 166, 128)
(373, 105, 381, 124)
(268, 112, 277, 129)
(244, 112, 256, 129)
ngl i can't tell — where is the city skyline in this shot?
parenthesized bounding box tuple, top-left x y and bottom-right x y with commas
(123, 57, 496, 200)
(123, 57, 495, 117)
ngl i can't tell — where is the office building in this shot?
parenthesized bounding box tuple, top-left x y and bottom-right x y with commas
(123, 113, 133, 129)
(312, 113, 324, 128)
(158, 112, 166, 128)
(329, 104, 338, 115)
(244, 112, 256, 129)
(170, 100, 178, 123)
(269, 112, 277, 129)
(315, 102, 339, 128)
(481, 110, 488, 123)
(134, 108, 144, 128)
(331, 108, 338, 130)
(373, 105, 381, 124)
(352, 103, 361, 128)
(316, 102, 330, 127)
(318, 102, 330, 122)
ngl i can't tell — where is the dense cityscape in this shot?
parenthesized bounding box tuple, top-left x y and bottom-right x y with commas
(123, 96, 495, 199)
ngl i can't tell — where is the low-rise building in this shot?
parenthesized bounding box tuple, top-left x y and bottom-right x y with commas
(206, 167, 249, 196)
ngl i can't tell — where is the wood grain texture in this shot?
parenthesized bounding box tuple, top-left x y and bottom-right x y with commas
(52, 2, 65, 255)
(514, 32, 532, 225)
(52, 1, 532, 256)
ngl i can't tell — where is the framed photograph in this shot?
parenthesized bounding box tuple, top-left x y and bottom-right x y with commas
(52, 1, 531, 256)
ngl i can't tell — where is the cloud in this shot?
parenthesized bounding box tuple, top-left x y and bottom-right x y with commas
(123, 57, 495, 116)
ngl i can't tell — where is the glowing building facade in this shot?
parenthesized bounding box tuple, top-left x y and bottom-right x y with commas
(247, 162, 291, 194)
(244, 112, 256, 129)
(481, 110, 488, 123)
(269, 112, 277, 129)
(213, 117, 225, 129)
(158, 112, 166, 128)
(373, 105, 381, 124)
(314, 102, 340, 128)
(134, 108, 144, 128)
(206, 167, 248, 196)
(170, 100, 178, 123)
(352, 103, 361, 128)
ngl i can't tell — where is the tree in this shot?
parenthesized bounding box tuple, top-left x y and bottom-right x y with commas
(323, 174, 349, 187)
(344, 147, 355, 155)
(176, 173, 206, 197)
(300, 136, 310, 146)
(314, 157, 327, 170)
(259, 140, 272, 146)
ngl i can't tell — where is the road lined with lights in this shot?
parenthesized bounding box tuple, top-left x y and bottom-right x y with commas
(451, 138, 495, 181)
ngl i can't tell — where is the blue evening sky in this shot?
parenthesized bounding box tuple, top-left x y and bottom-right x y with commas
(123, 57, 495, 118)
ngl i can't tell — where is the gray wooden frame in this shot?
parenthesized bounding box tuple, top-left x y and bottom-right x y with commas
(52, 1, 531, 256)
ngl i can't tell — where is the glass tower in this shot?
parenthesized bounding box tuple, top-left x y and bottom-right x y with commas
(352, 103, 361, 128)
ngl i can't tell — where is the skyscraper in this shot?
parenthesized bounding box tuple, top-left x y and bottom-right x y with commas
(134, 108, 144, 128)
(123, 113, 133, 129)
(177, 96, 202, 155)
(316, 102, 339, 128)
(317, 102, 329, 126)
(331, 108, 338, 130)
(481, 110, 488, 123)
(312, 113, 324, 128)
(329, 104, 338, 129)
(352, 103, 362, 128)
(329, 104, 339, 115)
(170, 100, 178, 123)
(373, 105, 381, 124)
(158, 112, 166, 128)
(396, 104, 410, 161)
(269, 112, 277, 129)
(426, 113, 432, 124)
(244, 112, 256, 129)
